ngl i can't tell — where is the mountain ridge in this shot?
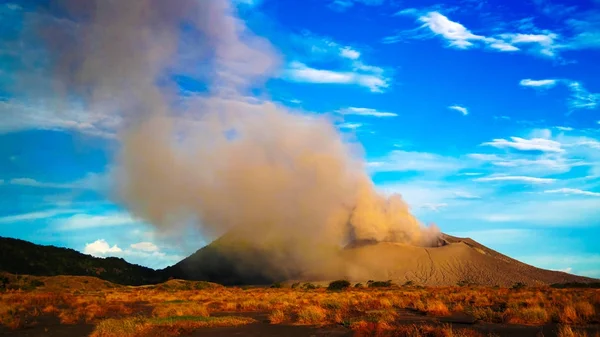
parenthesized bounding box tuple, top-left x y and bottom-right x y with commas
(0, 235, 597, 287)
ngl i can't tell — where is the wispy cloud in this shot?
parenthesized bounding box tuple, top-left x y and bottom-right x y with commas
(0, 100, 118, 138)
(448, 105, 468, 116)
(519, 78, 558, 89)
(387, 11, 564, 58)
(567, 81, 600, 111)
(283, 61, 389, 93)
(519, 79, 599, 112)
(544, 188, 600, 197)
(474, 175, 556, 184)
(338, 122, 363, 129)
(54, 213, 138, 231)
(282, 33, 391, 93)
(337, 107, 397, 117)
(481, 137, 563, 153)
(0, 209, 79, 224)
(368, 150, 465, 174)
(498, 33, 558, 57)
(8, 172, 108, 191)
(130, 242, 159, 252)
(328, 0, 384, 12)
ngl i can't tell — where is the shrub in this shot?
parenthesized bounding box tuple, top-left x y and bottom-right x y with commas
(403, 280, 414, 286)
(270, 282, 283, 289)
(368, 280, 393, 288)
(354, 283, 364, 288)
(327, 280, 351, 291)
(291, 282, 300, 289)
(511, 282, 526, 290)
(302, 283, 317, 290)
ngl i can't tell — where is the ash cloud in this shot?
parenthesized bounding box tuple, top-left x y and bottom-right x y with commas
(21, 0, 440, 280)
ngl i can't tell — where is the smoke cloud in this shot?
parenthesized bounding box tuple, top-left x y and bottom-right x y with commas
(23, 0, 440, 281)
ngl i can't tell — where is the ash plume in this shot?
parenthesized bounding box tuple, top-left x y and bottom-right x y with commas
(23, 0, 440, 279)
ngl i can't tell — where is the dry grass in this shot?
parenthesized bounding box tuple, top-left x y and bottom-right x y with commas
(557, 325, 600, 337)
(1, 273, 599, 334)
(90, 316, 256, 337)
(296, 305, 327, 325)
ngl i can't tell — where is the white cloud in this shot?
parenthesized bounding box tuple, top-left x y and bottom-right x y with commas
(328, 0, 384, 11)
(418, 12, 484, 49)
(567, 81, 600, 111)
(499, 33, 558, 57)
(544, 188, 600, 197)
(8, 172, 109, 191)
(556, 267, 573, 274)
(481, 136, 563, 153)
(283, 33, 391, 93)
(368, 150, 465, 174)
(84, 239, 123, 256)
(378, 181, 467, 211)
(389, 11, 565, 58)
(340, 47, 360, 60)
(456, 198, 600, 226)
(519, 78, 558, 89)
(82, 238, 183, 269)
(519, 79, 599, 112)
(54, 213, 137, 231)
(337, 107, 397, 117)
(456, 172, 484, 176)
(453, 191, 481, 199)
(338, 122, 363, 129)
(555, 126, 573, 131)
(519, 254, 600, 268)
(420, 203, 448, 212)
(448, 105, 468, 115)
(0, 99, 118, 138)
(474, 175, 556, 184)
(130, 242, 159, 252)
(0, 209, 79, 224)
(9, 178, 73, 189)
(283, 62, 389, 93)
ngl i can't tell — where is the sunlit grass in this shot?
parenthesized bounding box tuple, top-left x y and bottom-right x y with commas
(1, 273, 599, 334)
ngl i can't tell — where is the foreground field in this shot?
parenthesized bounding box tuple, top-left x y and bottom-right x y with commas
(0, 274, 599, 337)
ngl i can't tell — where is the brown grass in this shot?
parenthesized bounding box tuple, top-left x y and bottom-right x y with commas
(1, 273, 599, 334)
(424, 300, 451, 316)
(296, 305, 327, 325)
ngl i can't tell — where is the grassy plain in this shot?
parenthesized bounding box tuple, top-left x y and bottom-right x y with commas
(0, 273, 599, 337)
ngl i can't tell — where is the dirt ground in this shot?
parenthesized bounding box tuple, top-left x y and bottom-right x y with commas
(1, 311, 598, 337)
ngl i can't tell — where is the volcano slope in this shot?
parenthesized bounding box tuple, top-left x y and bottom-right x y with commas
(165, 233, 597, 286)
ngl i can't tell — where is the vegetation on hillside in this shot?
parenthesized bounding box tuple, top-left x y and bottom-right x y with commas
(0, 237, 168, 286)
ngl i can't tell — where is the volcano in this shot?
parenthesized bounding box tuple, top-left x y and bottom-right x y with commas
(164, 233, 598, 286)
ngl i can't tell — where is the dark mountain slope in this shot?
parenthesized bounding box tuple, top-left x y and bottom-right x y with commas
(0, 237, 168, 286)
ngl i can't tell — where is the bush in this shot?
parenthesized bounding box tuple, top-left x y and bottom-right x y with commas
(327, 280, 351, 291)
(403, 280, 414, 286)
(354, 283, 364, 288)
(270, 282, 283, 289)
(291, 282, 301, 289)
(302, 283, 317, 290)
(367, 280, 393, 288)
(511, 282, 526, 290)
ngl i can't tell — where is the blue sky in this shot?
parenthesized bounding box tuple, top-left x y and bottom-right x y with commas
(1, 0, 600, 276)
